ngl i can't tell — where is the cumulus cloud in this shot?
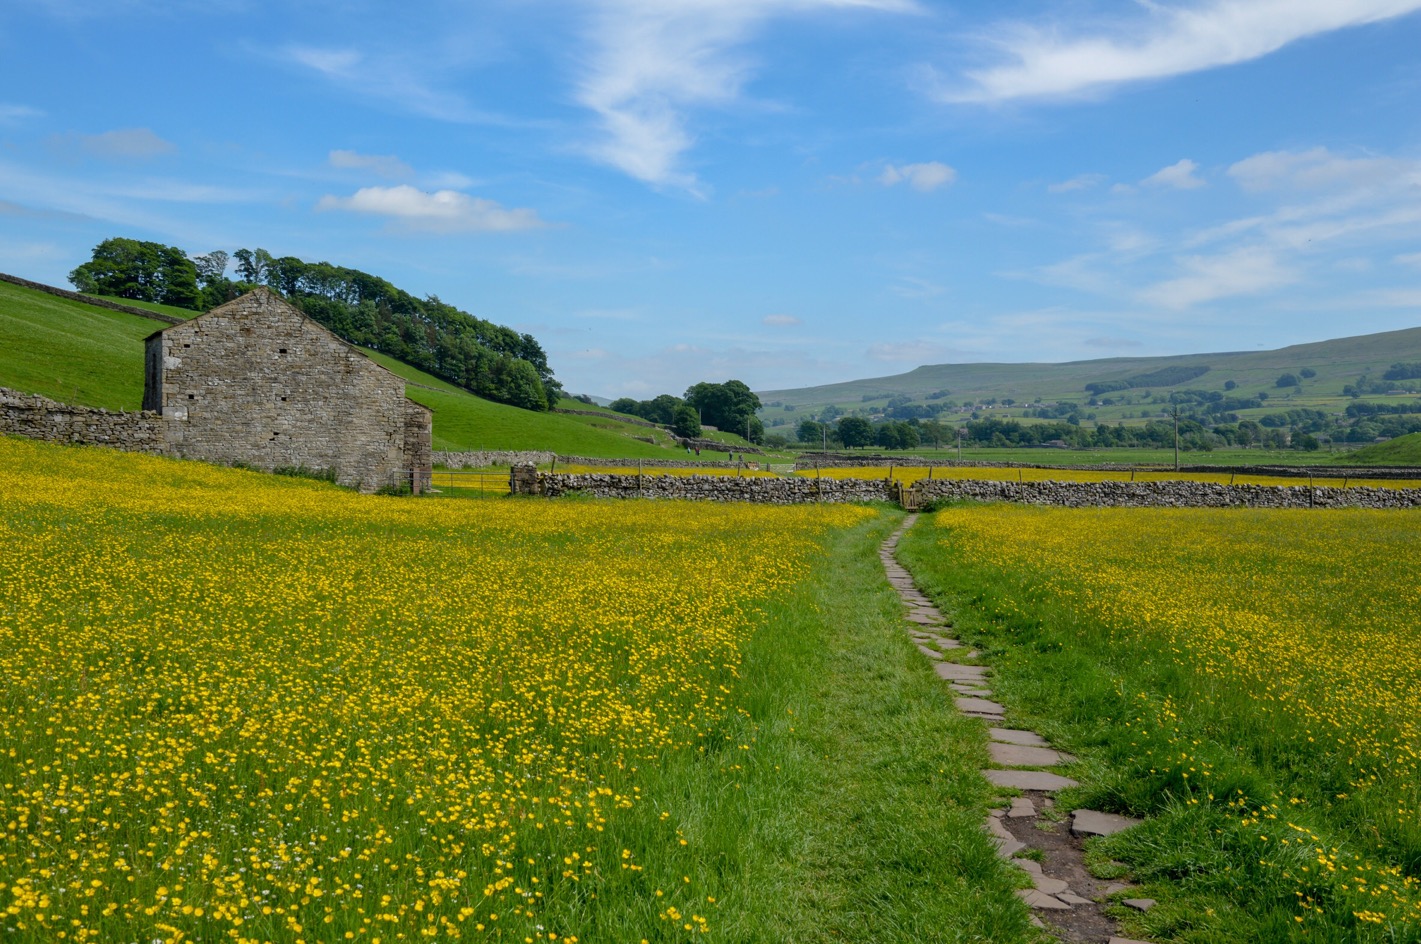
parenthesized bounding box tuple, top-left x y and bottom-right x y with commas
(879, 161, 956, 192)
(315, 185, 547, 232)
(328, 149, 414, 179)
(762, 313, 802, 326)
(1143, 158, 1205, 190)
(576, 0, 917, 190)
(942, 0, 1421, 103)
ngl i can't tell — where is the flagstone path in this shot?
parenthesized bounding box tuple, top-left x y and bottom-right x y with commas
(881, 516, 1152, 944)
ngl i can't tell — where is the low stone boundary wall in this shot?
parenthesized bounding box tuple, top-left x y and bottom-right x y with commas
(915, 478, 1421, 509)
(535, 471, 893, 504)
(554, 407, 661, 428)
(0, 272, 185, 325)
(1, 387, 167, 452)
(516, 466, 1421, 509)
(436, 450, 556, 468)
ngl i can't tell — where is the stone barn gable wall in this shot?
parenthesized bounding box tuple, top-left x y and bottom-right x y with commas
(146, 288, 430, 492)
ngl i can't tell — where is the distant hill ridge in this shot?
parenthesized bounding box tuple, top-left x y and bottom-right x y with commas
(761, 324, 1421, 412)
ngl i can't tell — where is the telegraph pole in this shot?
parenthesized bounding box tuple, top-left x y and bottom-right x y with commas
(1173, 405, 1180, 472)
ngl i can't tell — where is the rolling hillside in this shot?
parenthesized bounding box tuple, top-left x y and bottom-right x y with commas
(760, 326, 1421, 427)
(0, 279, 682, 458)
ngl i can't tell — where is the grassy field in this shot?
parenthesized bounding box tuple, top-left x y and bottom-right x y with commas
(1348, 432, 1421, 466)
(900, 504, 1421, 942)
(92, 294, 202, 320)
(0, 436, 1032, 943)
(0, 280, 155, 410)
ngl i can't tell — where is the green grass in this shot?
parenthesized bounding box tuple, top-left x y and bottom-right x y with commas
(1346, 432, 1421, 466)
(91, 294, 202, 320)
(0, 437, 1035, 942)
(899, 505, 1421, 943)
(0, 279, 153, 409)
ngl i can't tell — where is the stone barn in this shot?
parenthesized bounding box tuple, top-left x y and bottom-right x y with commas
(143, 287, 432, 493)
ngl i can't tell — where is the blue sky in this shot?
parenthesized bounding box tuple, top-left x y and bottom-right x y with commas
(2, 0, 1420, 398)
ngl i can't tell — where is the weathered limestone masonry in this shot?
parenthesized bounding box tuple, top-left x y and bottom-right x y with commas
(911, 477, 1421, 509)
(145, 288, 432, 493)
(510, 467, 1421, 509)
(528, 471, 894, 503)
(1, 387, 167, 451)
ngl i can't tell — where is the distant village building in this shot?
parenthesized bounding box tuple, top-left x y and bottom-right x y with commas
(142, 288, 432, 493)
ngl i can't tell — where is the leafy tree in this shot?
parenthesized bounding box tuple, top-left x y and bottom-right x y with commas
(683, 380, 761, 433)
(796, 418, 826, 445)
(192, 251, 229, 286)
(68, 237, 201, 309)
(837, 416, 874, 449)
(232, 248, 273, 284)
(1300, 367, 1317, 379)
(1224, 379, 1237, 391)
(1276, 373, 1299, 388)
(671, 404, 702, 438)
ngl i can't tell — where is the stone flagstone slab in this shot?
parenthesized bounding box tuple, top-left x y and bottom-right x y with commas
(989, 742, 1074, 768)
(956, 696, 1005, 714)
(907, 611, 944, 625)
(1008, 796, 1036, 818)
(982, 769, 1079, 791)
(915, 644, 944, 660)
(1016, 889, 1070, 911)
(1072, 809, 1143, 838)
(934, 662, 988, 682)
(990, 728, 1049, 747)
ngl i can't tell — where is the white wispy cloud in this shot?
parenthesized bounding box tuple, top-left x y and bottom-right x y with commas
(315, 185, 548, 233)
(576, 0, 917, 190)
(941, 0, 1421, 103)
(276, 44, 498, 124)
(51, 127, 175, 160)
(762, 313, 802, 326)
(328, 149, 414, 179)
(1048, 173, 1106, 194)
(1142, 158, 1205, 190)
(879, 161, 956, 192)
(866, 339, 955, 363)
(1396, 252, 1421, 268)
(0, 103, 43, 124)
(1139, 246, 1298, 309)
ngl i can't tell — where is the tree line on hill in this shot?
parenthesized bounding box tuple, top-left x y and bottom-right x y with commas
(68, 237, 561, 411)
(609, 381, 764, 443)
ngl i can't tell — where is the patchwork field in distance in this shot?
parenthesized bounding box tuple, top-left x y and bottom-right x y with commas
(0, 436, 880, 943)
(901, 504, 1421, 940)
(801, 465, 1421, 490)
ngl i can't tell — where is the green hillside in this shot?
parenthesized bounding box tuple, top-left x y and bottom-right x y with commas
(0, 279, 688, 459)
(760, 326, 1421, 430)
(0, 280, 153, 410)
(1345, 432, 1421, 466)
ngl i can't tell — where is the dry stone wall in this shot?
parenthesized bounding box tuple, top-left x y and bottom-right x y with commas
(519, 468, 1421, 509)
(533, 471, 893, 503)
(1, 387, 167, 452)
(912, 477, 1421, 509)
